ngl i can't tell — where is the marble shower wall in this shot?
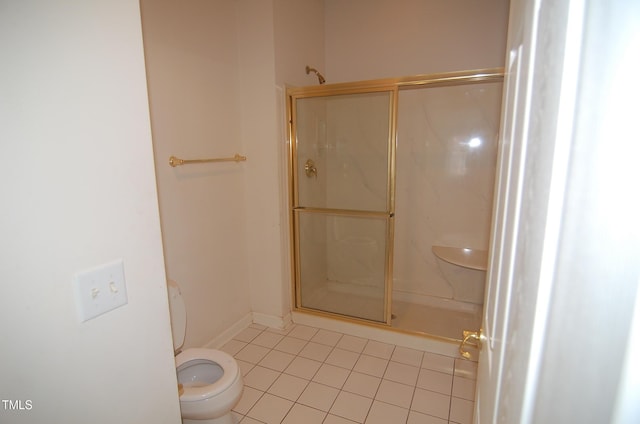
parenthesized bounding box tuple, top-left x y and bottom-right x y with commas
(393, 82, 503, 306)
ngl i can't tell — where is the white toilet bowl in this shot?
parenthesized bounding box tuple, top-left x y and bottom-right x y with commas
(176, 348, 243, 424)
(168, 280, 244, 424)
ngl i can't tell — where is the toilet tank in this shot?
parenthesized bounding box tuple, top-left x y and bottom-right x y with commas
(167, 279, 186, 352)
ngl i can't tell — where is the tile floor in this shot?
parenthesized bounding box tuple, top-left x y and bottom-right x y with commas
(220, 323, 477, 424)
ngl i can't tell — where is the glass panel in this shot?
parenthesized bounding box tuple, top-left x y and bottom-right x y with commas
(392, 82, 503, 335)
(295, 91, 391, 212)
(297, 212, 387, 322)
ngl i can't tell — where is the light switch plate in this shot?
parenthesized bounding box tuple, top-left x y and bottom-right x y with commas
(74, 259, 128, 322)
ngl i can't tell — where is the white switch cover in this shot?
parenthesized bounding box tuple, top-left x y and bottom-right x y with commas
(75, 259, 128, 322)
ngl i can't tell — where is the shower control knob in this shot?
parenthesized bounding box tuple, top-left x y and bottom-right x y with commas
(304, 159, 318, 178)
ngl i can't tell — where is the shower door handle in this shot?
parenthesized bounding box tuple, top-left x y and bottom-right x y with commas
(304, 159, 317, 178)
(459, 329, 485, 359)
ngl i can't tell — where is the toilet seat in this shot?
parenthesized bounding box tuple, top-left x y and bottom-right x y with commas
(176, 348, 240, 402)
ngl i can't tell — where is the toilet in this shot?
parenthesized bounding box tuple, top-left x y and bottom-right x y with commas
(432, 245, 488, 304)
(167, 279, 244, 424)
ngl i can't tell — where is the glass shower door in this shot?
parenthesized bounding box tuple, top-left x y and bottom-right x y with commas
(290, 89, 395, 323)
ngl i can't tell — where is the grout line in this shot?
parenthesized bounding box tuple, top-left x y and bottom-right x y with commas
(447, 360, 456, 423)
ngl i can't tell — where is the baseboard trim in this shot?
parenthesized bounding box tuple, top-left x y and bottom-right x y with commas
(202, 311, 295, 349)
(203, 313, 253, 349)
(252, 311, 293, 331)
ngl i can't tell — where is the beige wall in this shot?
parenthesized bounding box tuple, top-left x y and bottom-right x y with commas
(274, 0, 326, 87)
(237, 0, 290, 328)
(141, 0, 252, 349)
(325, 0, 510, 82)
(0, 1, 181, 423)
(141, 0, 327, 347)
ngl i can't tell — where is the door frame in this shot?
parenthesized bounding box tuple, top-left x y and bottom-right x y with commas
(475, 0, 640, 422)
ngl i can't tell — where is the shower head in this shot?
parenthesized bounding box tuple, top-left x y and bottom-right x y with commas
(305, 65, 326, 85)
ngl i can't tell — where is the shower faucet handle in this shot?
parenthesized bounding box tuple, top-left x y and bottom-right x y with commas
(304, 159, 317, 178)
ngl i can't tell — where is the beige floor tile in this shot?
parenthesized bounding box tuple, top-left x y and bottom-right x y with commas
(311, 329, 343, 346)
(284, 356, 322, 380)
(342, 371, 381, 398)
(391, 346, 424, 367)
(330, 391, 373, 423)
(452, 375, 476, 400)
(364, 400, 409, 424)
(287, 325, 318, 341)
(259, 349, 295, 372)
(312, 363, 350, 389)
(233, 386, 263, 415)
(411, 388, 451, 420)
(234, 327, 263, 343)
(421, 351, 455, 374)
(236, 359, 255, 377)
(244, 365, 280, 391)
(247, 393, 293, 424)
(281, 403, 326, 424)
(299, 341, 333, 362)
(324, 414, 359, 424)
(407, 410, 448, 424)
(362, 340, 395, 360)
(353, 354, 388, 378)
(325, 347, 360, 370)
(252, 331, 284, 349)
(274, 336, 307, 355)
(336, 334, 368, 353)
(384, 361, 420, 386)
(267, 373, 309, 401)
(235, 344, 270, 364)
(221, 339, 248, 356)
(239, 416, 264, 424)
(416, 368, 453, 395)
(298, 381, 340, 412)
(375, 379, 414, 409)
(449, 397, 474, 424)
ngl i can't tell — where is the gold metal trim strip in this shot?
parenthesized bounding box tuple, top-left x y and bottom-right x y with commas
(385, 87, 399, 325)
(293, 207, 392, 218)
(168, 154, 246, 167)
(287, 68, 504, 98)
(396, 68, 504, 89)
(286, 92, 300, 312)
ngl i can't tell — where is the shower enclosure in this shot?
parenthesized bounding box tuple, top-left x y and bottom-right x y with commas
(287, 69, 504, 341)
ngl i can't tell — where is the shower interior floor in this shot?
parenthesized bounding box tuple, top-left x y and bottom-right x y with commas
(391, 300, 481, 340)
(301, 283, 482, 340)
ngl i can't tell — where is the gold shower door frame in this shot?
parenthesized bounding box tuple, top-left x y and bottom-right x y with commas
(286, 68, 505, 333)
(289, 84, 398, 326)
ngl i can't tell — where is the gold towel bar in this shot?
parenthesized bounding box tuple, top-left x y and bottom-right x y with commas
(169, 154, 247, 167)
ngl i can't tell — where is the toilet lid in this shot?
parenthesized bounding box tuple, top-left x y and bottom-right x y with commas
(176, 348, 240, 402)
